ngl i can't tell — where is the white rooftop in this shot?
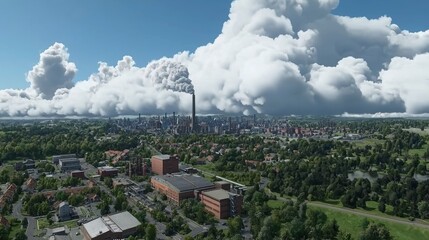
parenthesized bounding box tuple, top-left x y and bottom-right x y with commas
(109, 211, 141, 231)
(82, 211, 141, 238)
(83, 218, 110, 238)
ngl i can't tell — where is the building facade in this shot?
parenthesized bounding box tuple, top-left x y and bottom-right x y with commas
(151, 174, 214, 204)
(98, 166, 119, 177)
(59, 158, 81, 172)
(151, 155, 179, 175)
(53, 154, 77, 164)
(200, 189, 243, 219)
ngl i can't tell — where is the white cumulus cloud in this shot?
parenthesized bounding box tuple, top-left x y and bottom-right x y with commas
(0, 0, 429, 117)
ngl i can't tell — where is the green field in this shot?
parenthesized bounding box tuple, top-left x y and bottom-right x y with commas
(37, 218, 78, 230)
(267, 200, 283, 209)
(408, 144, 428, 158)
(312, 206, 429, 240)
(404, 128, 429, 136)
(353, 138, 385, 148)
(266, 197, 429, 240)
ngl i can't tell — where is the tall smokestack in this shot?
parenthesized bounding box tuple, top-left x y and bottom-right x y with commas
(192, 92, 196, 132)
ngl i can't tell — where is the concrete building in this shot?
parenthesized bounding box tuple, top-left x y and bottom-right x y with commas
(52, 154, 77, 164)
(81, 211, 141, 240)
(59, 158, 81, 172)
(151, 155, 179, 175)
(97, 166, 118, 177)
(112, 178, 132, 189)
(200, 189, 243, 219)
(151, 174, 214, 204)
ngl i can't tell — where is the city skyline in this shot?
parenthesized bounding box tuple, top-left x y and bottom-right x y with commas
(0, 0, 429, 117)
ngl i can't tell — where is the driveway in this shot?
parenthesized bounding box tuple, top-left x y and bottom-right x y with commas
(12, 198, 24, 220)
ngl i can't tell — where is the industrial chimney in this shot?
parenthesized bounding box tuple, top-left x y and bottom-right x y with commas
(191, 92, 196, 132)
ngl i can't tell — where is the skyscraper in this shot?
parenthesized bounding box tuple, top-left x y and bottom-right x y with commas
(191, 92, 197, 132)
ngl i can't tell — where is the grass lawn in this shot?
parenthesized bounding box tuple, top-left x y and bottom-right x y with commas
(408, 144, 428, 158)
(404, 128, 429, 136)
(353, 138, 385, 148)
(363, 201, 394, 216)
(52, 219, 78, 228)
(312, 206, 429, 240)
(37, 217, 78, 230)
(37, 218, 50, 230)
(267, 200, 284, 209)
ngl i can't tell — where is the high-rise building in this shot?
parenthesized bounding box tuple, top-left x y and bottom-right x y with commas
(151, 155, 179, 175)
(191, 93, 197, 132)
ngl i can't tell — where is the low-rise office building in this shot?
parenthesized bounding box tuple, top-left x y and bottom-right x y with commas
(200, 189, 243, 219)
(81, 211, 141, 240)
(151, 174, 214, 204)
(53, 154, 77, 164)
(59, 158, 81, 172)
(97, 166, 119, 177)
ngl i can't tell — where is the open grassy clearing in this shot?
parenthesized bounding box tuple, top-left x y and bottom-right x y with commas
(37, 217, 78, 230)
(312, 206, 429, 240)
(408, 144, 428, 158)
(404, 128, 429, 136)
(353, 138, 385, 148)
(267, 200, 283, 209)
(267, 196, 429, 240)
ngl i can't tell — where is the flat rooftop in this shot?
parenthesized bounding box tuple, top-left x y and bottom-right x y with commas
(152, 154, 173, 160)
(83, 211, 141, 238)
(83, 218, 110, 238)
(109, 211, 141, 231)
(203, 189, 237, 201)
(153, 174, 214, 192)
(59, 158, 79, 163)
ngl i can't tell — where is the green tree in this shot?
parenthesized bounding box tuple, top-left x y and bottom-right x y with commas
(227, 216, 243, 237)
(22, 218, 28, 228)
(359, 223, 393, 240)
(418, 201, 429, 219)
(14, 229, 27, 240)
(145, 224, 156, 240)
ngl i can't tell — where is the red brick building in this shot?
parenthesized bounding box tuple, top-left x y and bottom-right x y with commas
(200, 189, 243, 219)
(151, 155, 179, 175)
(151, 174, 214, 205)
(71, 170, 85, 179)
(97, 166, 119, 177)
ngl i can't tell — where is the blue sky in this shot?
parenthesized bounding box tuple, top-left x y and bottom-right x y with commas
(0, 0, 427, 90)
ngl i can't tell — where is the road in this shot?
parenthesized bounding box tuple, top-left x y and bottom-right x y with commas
(12, 198, 42, 240)
(272, 190, 429, 230)
(177, 211, 207, 237)
(12, 198, 24, 220)
(26, 217, 42, 240)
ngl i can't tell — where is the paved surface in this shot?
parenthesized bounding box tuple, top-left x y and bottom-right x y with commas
(12, 198, 24, 220)
(26, 217, 41, 240)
